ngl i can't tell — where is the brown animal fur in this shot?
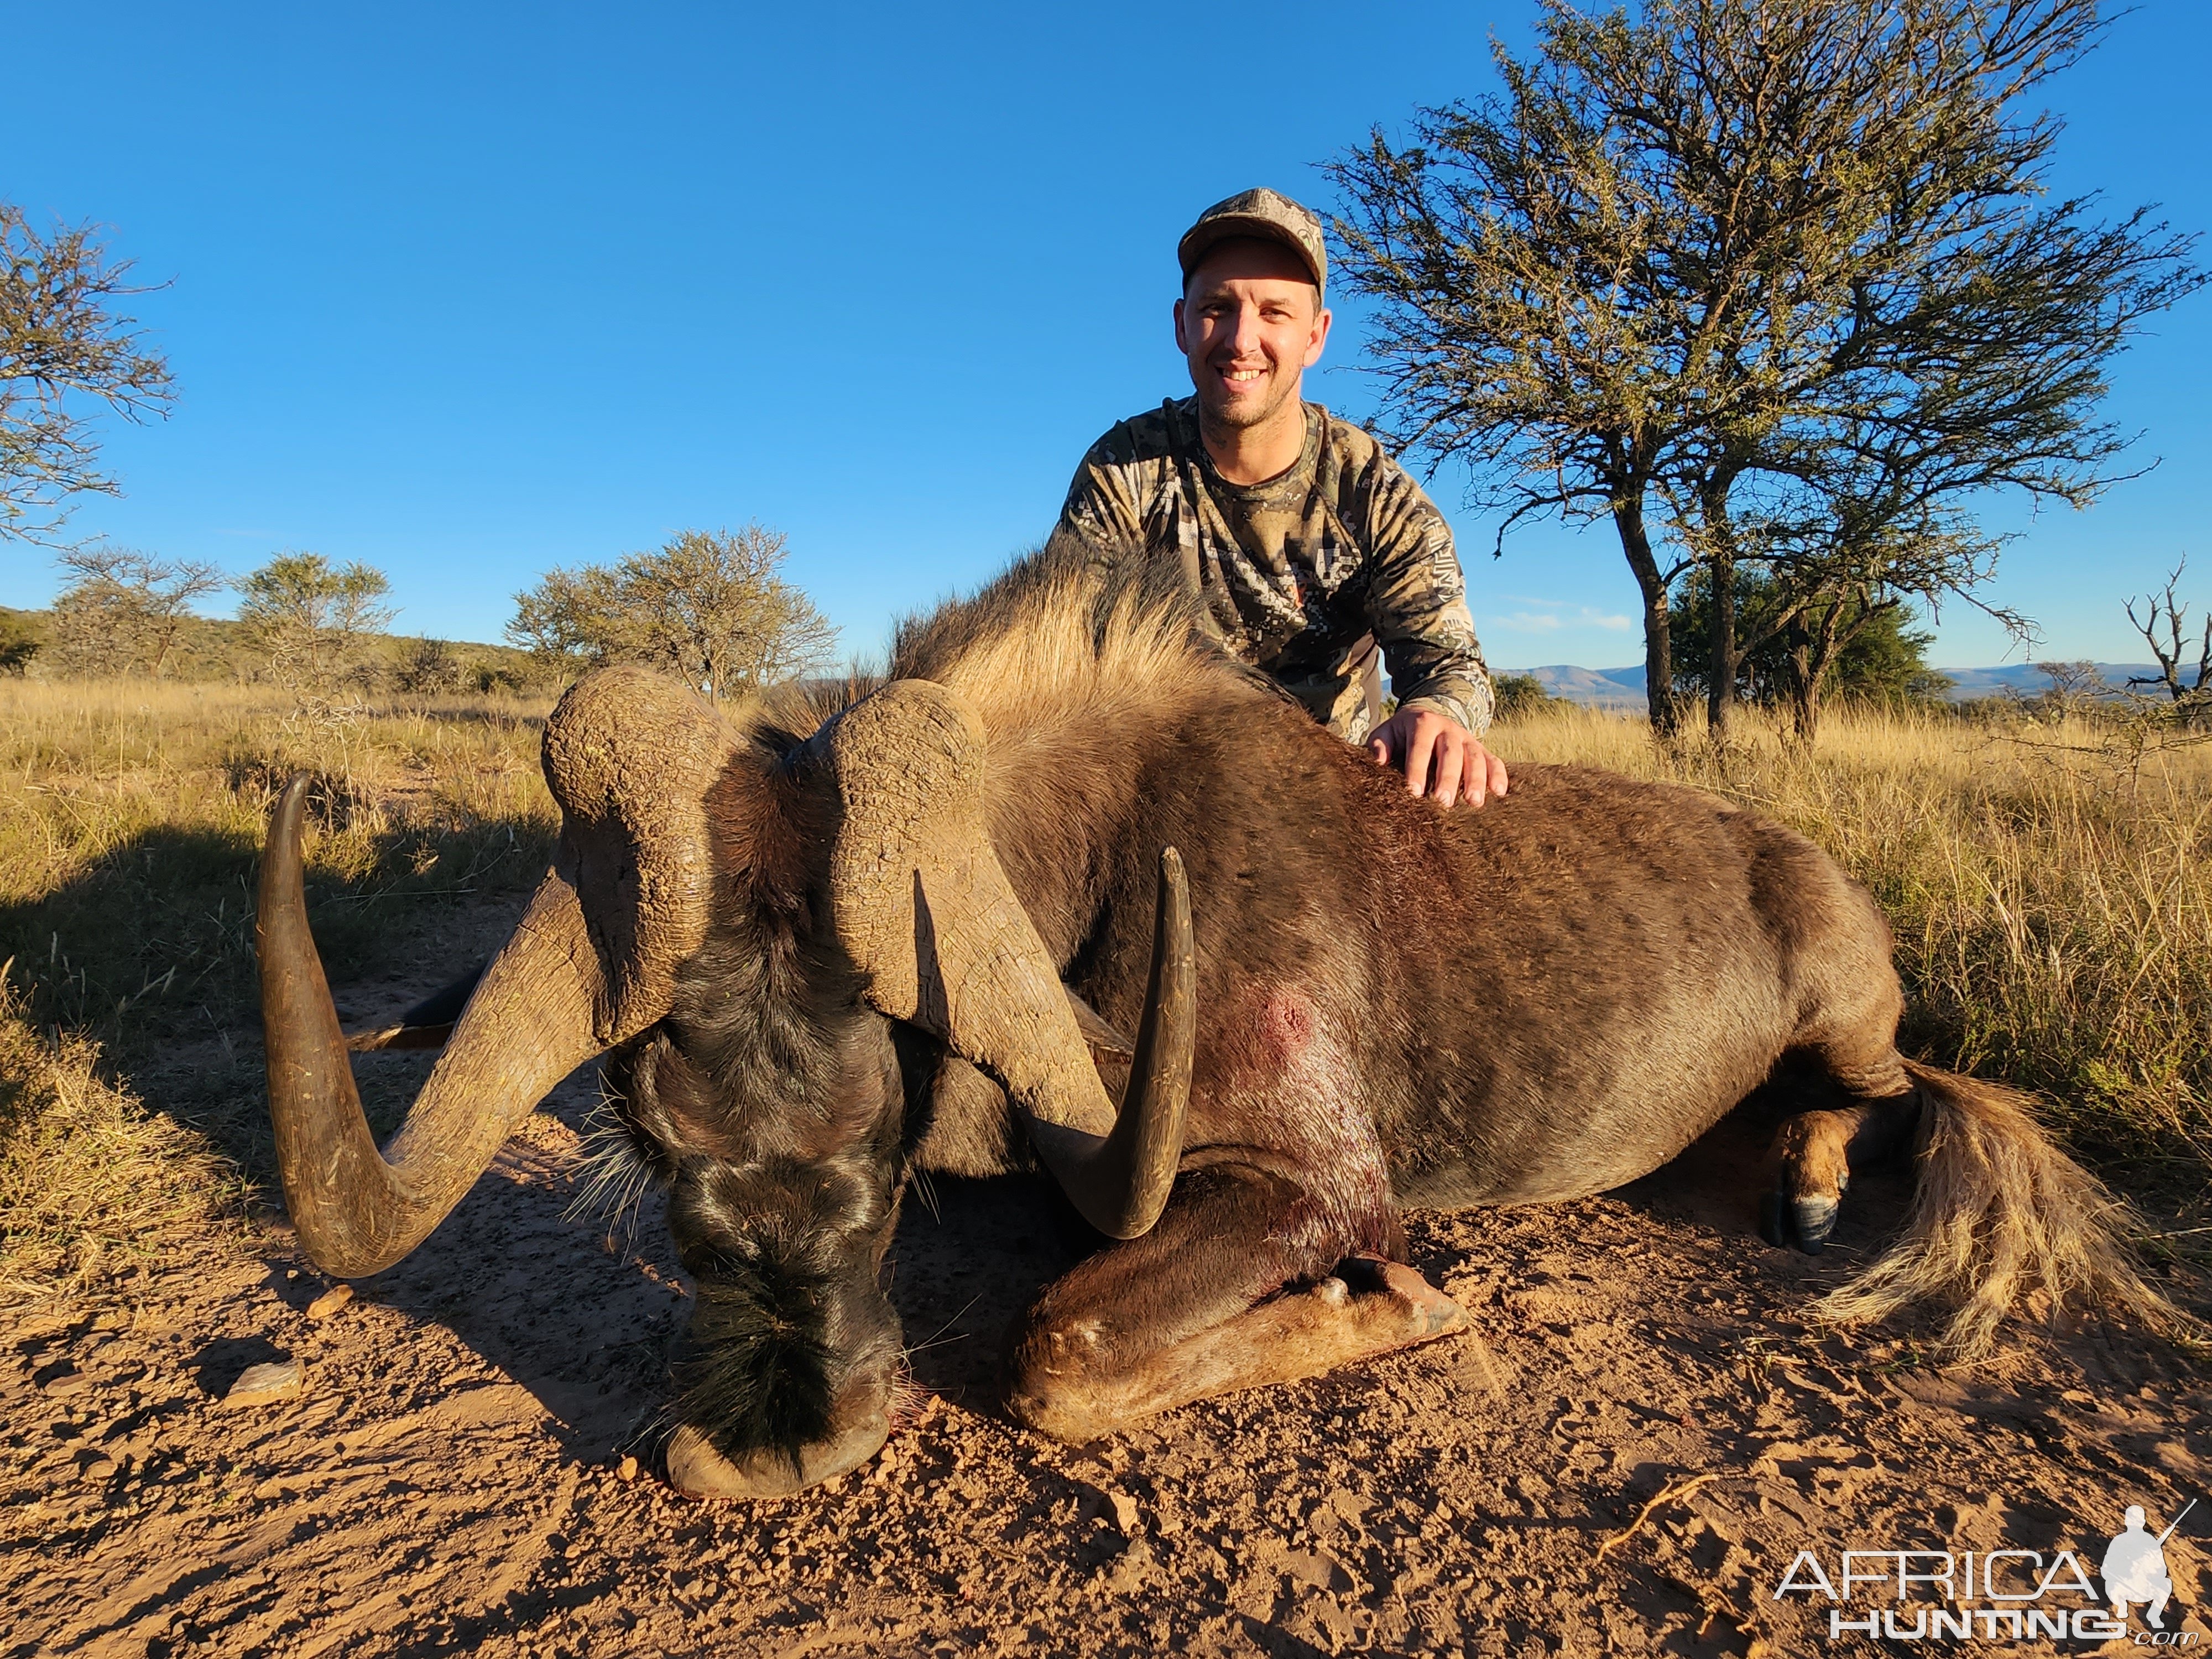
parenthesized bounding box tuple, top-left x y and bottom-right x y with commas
(592, 545, 2179, 1472)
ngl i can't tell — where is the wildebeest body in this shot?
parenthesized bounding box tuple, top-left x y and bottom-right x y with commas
(902, 619, 1897, 1218)
(260, 541, 2171, 1496)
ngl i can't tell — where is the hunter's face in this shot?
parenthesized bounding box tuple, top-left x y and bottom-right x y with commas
(1174, 239, 1330, 435)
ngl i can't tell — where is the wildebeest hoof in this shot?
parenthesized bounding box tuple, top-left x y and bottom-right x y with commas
(664, 1414, 890, 1500)
(1337, 1256, 1469, 1338)
(1759, 1190, 1840, 1255)
(1791, 1195, 1840, 1254)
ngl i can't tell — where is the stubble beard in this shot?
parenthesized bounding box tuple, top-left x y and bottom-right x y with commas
(1196, 367, 1301, 444)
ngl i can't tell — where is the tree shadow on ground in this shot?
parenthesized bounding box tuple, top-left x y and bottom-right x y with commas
(0, 815, 552, 1176)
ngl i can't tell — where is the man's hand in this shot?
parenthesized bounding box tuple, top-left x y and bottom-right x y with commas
(1367, 706, 1509, 809)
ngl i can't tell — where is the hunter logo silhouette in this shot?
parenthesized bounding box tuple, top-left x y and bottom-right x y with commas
(2104, 1500, 2195, 1630)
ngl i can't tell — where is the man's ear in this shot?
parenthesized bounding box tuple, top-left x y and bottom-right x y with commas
(1303, 304, 1333, 369)
(1173, 296, 1188, 355)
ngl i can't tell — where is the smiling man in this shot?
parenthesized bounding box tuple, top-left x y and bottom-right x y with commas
(1047, 187, 1506, 808)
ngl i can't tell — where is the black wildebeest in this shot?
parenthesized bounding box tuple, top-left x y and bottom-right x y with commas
(259, 545, 2168, 1499)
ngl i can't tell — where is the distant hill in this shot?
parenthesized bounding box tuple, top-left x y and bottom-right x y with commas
(1499, 660, 2168, 709)
(1931, 663, 2165, 700)
(1510, 664, 1648, 710)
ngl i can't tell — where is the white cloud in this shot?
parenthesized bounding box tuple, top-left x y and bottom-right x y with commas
(1491, 606, 1634, 634)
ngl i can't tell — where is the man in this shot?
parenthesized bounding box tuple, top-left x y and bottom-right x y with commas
(1047, 187, 1507, 809)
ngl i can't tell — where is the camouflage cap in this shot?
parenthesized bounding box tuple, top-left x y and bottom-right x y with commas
(1177, 187, 1327, 295)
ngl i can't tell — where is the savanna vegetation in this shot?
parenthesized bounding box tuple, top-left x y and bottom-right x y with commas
(0, 677, 555, 1301)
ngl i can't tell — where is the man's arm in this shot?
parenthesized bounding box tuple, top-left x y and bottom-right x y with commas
(1359, 459, 1507, 809)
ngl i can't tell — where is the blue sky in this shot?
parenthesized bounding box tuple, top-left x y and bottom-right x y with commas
(4, 1, 2207, 671)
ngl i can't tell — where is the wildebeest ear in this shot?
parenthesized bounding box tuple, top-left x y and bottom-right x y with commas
(343, 960, 487, 1052)
(823, 678, 1194, 1240)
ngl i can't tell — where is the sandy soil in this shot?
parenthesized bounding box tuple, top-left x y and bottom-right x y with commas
(5, 900, 2208, 1658)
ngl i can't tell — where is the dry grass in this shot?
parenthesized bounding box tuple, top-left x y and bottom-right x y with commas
(1494, 702, 2212, 1223)
(0, 677, 557, 1302)
(0, 985, 252, 1303)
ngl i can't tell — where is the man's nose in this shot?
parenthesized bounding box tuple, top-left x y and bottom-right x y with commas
(1230, 302, 1268, 358)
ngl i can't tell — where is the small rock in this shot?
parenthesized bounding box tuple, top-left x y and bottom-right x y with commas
(1108, 1489, 1141, 1535)
(1282, 1546, 1352, 1594)
(618, 1454, 639, 1481)
(225, 1360, 305, 1407)
(306, 1285, 355, 1320)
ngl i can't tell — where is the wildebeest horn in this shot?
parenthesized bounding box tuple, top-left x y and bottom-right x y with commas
(825, 679, 1195, 1240)
(260, 665, 742, 1278)
(259, 783, 604, 1277)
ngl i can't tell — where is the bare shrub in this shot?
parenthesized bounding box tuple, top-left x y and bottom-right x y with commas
(395, 635, 465, 695)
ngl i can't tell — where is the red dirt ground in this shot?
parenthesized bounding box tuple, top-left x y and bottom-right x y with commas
(4, 901, 2206, 1658)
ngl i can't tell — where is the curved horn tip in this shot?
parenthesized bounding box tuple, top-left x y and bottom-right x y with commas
(259, 800, 605, 1279)
(1086, 839, 1198, 1240)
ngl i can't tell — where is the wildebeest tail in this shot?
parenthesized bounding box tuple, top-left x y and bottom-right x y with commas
(1819, 1061, 2185, 1358)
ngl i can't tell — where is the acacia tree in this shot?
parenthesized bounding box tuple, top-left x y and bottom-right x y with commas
(1, 204, 173, 546)
(1670, 435, 2023, 740)
(1328, 0, 2201, 737)
(509, 524, 838, 701)
(48, 546, 225, 678)
(237, 552, 395, 691)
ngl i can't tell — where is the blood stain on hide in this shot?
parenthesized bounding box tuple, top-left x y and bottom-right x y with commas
(1259, 989, 1316, 1063)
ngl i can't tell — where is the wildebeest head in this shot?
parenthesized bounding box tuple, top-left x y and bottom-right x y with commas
(258, 665, 1193, 1498)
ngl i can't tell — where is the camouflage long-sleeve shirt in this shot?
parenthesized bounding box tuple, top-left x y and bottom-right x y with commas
(1046, 397, 1494, 742)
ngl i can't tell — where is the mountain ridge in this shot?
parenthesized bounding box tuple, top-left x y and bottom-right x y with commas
(1500, 661, 2170, 709)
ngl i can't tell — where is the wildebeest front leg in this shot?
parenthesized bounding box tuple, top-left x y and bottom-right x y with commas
(1004, 1163, 1466, 1443)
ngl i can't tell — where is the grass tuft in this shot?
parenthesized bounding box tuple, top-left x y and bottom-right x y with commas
(0, 980, 251, 1303)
